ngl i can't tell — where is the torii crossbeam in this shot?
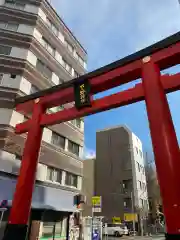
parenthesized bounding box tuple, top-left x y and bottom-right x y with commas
(3, 31, 180, 240)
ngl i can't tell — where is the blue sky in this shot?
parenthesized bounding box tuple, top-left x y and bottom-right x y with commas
(52, 0, 180, 159)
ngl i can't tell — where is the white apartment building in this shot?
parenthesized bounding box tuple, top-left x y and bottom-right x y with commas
(0, 0, 87, 239)
(131, 133, 148, 210)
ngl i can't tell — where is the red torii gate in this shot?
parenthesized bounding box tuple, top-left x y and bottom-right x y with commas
(3, 32, 180, 240)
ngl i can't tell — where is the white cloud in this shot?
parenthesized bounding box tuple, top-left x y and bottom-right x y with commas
(83, 146, 96, 159)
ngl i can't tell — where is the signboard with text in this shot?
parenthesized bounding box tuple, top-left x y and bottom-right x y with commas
(112, 217, 121, 223)
(92, 196, 102, 213)
(124, 213, 138, 222)
(74, 80, 92, 109)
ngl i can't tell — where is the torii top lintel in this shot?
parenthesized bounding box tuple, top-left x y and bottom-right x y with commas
(15, 31, 180, 133)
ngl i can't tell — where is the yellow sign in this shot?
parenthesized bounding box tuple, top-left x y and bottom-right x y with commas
(124, 213, 138, 222)
(79, 84, 86, 104)
(92, 196, 101, 207)
(112, 217, 121, 223)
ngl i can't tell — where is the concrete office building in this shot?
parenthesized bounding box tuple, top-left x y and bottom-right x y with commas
(82, 158, 95, 217)
(0, 0, 87, 239)
(83, 125, 148, 225)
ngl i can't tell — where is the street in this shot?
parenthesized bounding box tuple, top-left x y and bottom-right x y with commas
(105, 235, 165, 240)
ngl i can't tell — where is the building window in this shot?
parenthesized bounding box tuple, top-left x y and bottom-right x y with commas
(68, 140, 79, 156)
(137, 162, 140, 172)
(124, 197, 132, 209)
(59, 78, 64, 84)
(42, 37, 55, 56)
(42, 222, 55, 238)
(64, 39, 74, 53)
(61, 58, 72, 74)
(142, 182, 146, 191)
(140, 199, 144, 207)
(42, 221, 63, 239)
(48, 105, 64, 114)
(122, 179, 132, 193)
(15, 154, 21, 161)
(139, 150, 143, 158)
(0, 45, 11, 55)
(78, 55, 84, 66)
(138, 180, 142, 189)
(36, 59, 52, 79)
(46, 166, 62, 184)
(65, 172, 78, 188)
(70, 119, 81, 128)
(74, 70, 80, 78)
(0, 22, 19, 31)
(47, 166, 54, 181)
(30, 84, 39, 94)
(74, 51, 84, 66)
(0, 74, 3, 85)
(75, 119, 81, 128)
(135, 147, 138, 154)
(5, 0, 25, 10)
(46, 18, 58, 36)
(51, 132, 65, 149)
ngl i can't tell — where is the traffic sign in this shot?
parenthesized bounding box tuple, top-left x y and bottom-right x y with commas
(74, 80, 92, 109)
(92, 196, 101, 207)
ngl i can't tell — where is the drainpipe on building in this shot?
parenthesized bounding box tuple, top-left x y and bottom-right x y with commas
(131, 192, 136, 236)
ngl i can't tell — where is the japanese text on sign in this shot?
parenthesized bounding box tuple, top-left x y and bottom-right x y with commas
(74, 80, 91, 109)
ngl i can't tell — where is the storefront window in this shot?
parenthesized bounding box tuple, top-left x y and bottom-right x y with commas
(42, 222, 55, 238)
(54, 221, 63, 237)
(41, 221, 63, 239)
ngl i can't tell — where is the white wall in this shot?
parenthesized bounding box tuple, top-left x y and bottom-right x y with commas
(81, 120, 84, 132)
(19, 77, 31, 95)
(25, 4, 39, 14)
(0, 74, 21, 89)
(9, 47, 37, 66)
(0, 0, 39, 14)
(10, 47, 28, 59)
(18, 24, 35, 35)
(27, 50, 37, 66)
(42, 128, 52, 144)
(10, 47, 36, 67)
(33, 28, 42, 42)
(36, 163, 47, 181)
(58, 31, 65, 43)
(38, 8, 46, 22)
(55, 51, 63, 65)
(0, 150, 16, 174)
(0, 74, 31, 95)
(51, 72, 59, 85)
(77, 176, 82, 190)
(10, 111, 24, 127)
(0, 150, 47, 181)
(0, 108, 24, 128)
(0, 108, 12, 125)
(131, 133, 148, 207)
